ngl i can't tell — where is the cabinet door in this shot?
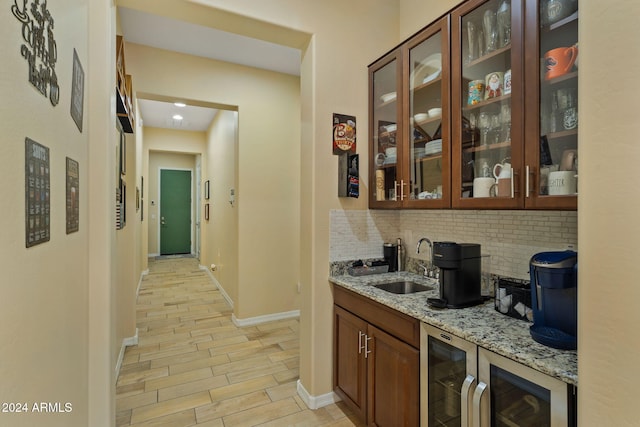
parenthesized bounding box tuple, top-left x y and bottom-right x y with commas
(403, 17, 451, 208)
(452, 0, 524, 208)
(523, 0, 578, 209)
(334, 306, 368, 420)
(477, 348, 573, 427)
(421, 323, 478, 427)
(370, 49, 403, 208)
(368, 324, 419, 427)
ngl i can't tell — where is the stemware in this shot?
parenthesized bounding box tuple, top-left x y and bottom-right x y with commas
(478, 112, 492, 146)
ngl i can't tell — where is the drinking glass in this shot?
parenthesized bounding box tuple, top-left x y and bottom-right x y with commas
(497, 0, 511, 47)
(483, 9, 498, 53)
(478, 112, 491, 146)
(500, 104, 512, 142)
(467, 21, 477, 62)
(490, 113, 501, 144)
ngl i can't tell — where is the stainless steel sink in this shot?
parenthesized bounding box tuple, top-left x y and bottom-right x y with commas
(373, 281, 433, 294)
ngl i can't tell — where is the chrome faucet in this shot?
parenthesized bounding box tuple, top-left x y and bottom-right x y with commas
(416, 237, 434, 277)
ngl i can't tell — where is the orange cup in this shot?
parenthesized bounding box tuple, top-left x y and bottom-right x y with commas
(544, 46, 578, 80)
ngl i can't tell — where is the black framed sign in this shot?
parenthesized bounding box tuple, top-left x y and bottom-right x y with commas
(66, 157, 79, 234)
(204, 180, 210, 200)
(70, 49, 85, 132)
(25, 137, 50, 247)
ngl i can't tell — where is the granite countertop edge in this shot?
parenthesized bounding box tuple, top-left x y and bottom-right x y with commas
(329, 271, 578, 386)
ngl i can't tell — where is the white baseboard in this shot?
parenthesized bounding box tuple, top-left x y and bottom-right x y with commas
(199, 265, 234, 309)
(296, 379, 339, 410)
(115, 328, 139, 381)
(232, 310, 300, 327)
(136, 269, 149, 299)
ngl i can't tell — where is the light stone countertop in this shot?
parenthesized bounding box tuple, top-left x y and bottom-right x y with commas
(329, 271, 577, 386)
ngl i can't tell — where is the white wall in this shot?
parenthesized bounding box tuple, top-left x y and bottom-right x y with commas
(202, 110, 240, 306)
(578, 1, 640, 424)
(125, 40, 301, 322)
(0, 0, 91, 425)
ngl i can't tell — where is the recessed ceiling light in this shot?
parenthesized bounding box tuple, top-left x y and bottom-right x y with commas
(172, 114, 183, 120)
(174, 102, 186, 108)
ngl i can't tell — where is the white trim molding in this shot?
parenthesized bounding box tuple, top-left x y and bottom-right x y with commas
(199, 264, 234, 309)
(115, 328, 139, 381)
(136, 269, 149, 299)
(232, 310, 300, 328)
(296, 379, 339, 410)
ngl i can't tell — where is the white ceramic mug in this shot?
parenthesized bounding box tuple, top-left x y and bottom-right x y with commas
(473, 177, 496, 198)
(548, 171, 577, 195)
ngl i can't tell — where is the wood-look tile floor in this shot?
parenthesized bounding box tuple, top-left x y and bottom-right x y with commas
(116, 257, 364, 427)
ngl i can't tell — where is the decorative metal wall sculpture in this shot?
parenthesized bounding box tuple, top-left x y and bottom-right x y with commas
(11, 0, 60, 106)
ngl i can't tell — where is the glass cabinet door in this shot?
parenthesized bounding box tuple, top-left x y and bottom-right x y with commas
(525, 0, 578, 208)
(370, 51, 402, 207)
(452, 0, 523, 208)
(405, 18, 450, 208)
(478, 348, 574, 427)
(421, 324, 477, 427)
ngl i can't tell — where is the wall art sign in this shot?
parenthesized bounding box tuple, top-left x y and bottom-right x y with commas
(70, 49, 84, 132)
(333, 113, 356, 154)
(66, 157, 79, 234)
(25, 137, 50, 247)
(11, 0, 60, 106)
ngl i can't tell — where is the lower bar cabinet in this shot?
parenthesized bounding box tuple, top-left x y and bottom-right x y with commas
(333, 286, 420, 426)
(421, 323, 577, 427)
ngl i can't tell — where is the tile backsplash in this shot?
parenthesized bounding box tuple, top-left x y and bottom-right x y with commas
(330, 209, 577, 280)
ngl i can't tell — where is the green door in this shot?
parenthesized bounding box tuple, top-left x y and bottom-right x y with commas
(160, 169, 192, 255)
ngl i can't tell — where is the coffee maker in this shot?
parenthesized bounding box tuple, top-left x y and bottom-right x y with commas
(428, 242, 483, 309)
(529, 251, 577, 349)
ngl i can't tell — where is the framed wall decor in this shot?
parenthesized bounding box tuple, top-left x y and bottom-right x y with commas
(204, 180, 210, 200)
(119, 130, 126, 176)
(25, 137, 50, 247)
(66, 157, 79, 233)
(333, 113, 356, 154)
(140, 176, 144, 221)
(205, 203, 210, 221)
(70, 48, 85, 132)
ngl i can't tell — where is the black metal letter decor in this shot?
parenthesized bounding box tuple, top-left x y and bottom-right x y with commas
(11, 0, 60, 106)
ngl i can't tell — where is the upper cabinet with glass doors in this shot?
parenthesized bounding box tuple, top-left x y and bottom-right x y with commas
(370, 49, 402, 208)
(451, 0, 524, 208)
(369, 17, 450, 209)
(524, 0, 578, 209)
(369, 0, 577, 210)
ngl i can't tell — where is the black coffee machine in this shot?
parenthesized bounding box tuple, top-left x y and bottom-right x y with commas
(428, 242, 483, 309)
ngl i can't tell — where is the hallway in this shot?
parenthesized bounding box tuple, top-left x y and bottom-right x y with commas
(116, 257, 362, 426)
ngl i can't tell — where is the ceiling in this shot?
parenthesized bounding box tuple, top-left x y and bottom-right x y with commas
(118, 6, 301, 132)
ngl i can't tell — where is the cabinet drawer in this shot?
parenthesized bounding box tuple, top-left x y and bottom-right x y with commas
(333, 285, 419, 348)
